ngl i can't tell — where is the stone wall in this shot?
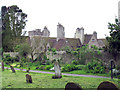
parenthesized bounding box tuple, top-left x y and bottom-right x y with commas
(46, 51, 77, 64)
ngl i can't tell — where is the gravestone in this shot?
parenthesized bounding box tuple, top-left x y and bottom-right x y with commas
(26, 74, 32, 83)
(52, 60, 62, 79)
(97, 81, 118, 90)
(10, 65, 16, 73)
(65, 82, 82, 90)
(2, 62, 4, 71)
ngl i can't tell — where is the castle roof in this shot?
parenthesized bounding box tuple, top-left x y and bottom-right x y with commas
(29, 36, 82, 51)
(84, 34, 93, 45)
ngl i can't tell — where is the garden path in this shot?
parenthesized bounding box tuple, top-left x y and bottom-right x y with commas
(1, 67, 110, 78)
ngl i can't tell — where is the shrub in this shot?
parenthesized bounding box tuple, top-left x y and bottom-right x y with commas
(75, 65, 85, 70)
(72, 60, 79, 65)
(39, 65, 46, 70)
(45, 65, 53, 70)
(3, 54, 15, 64)
(61, 64, 76, 72)
(85, 61, 105, 74)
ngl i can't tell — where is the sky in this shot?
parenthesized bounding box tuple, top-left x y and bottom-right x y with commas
(1, 0, 120, 38)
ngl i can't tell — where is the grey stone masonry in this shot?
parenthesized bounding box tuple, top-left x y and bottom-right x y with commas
(57, 23, 65, 41)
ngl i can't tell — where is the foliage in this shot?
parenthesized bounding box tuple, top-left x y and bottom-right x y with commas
(72, 45, 89, 65)
(61, 64, 77, 72)
(75, 65, 86, 70)
(39, 65, 53, 70)
(63, 46, 71, 54)
(2, 5, 27, 52)
(72, 60, 79, 65)
(85, 61, 105, 74)
(3, 54, 15, 65)
(14, 45, 20, 52)
(18, 43, 31, 58)
(106, 18, 120, 61)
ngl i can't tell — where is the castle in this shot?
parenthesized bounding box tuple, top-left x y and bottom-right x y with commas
(28, 23, 106, 51)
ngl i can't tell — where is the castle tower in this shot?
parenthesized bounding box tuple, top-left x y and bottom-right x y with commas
(74, 27, 84, 44)
(118, 1, 120, 22)
(42, 26, 50, 37)
(93, 31, 97, 39)
(57, 23, 65, 41)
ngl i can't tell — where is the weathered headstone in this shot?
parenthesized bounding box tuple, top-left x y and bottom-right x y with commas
(65, 82, 82, 90)
(97, 81, 118, 90)
(2, 62, 4, 71)
(26, 74, 32, 83)
(10, 65, 16, 73)
(52, 60, 62, 79)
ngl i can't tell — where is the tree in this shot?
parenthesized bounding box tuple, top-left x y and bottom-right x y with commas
(2, 5, 27, 51)
(72, 45, 89, 65)
(106, 18, 120, 61)
(18, 43, 31, 59)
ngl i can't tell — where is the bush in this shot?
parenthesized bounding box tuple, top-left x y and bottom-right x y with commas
(45, 65, 53, 70)
(75, 65, 85, 70)
(61, 64, 77, 72)
(85, 61, 105, 74)
(72, 60, 79, 65)
(3, 54, 15, 64)
(39, 65, 46, 70)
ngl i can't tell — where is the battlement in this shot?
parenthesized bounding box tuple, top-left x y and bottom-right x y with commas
(28, 26, 50, 37)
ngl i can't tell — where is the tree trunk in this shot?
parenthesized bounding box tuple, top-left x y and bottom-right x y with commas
(2, 61, 4, 71)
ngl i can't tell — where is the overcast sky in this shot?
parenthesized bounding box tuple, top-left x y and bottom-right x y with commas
(1, 0, 120, 38)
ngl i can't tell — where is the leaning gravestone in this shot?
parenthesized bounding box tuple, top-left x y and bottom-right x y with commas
(26, 74, 32, 83)
(10, 65, 16, 73)
(97, 81, 118, 90)
(65, 82, 82, 90)
(52, 60, 62, 79)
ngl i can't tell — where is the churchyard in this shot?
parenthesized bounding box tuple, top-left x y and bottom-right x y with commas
(1, 4, 120, 89)
(2, 69, 120, 88)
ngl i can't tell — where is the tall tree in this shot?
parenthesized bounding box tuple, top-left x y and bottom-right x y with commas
(2, 5, 27, 51)
(106, 18, 120, 61)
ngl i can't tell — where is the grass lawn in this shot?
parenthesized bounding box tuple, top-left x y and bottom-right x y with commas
(2, 70, 120, 89)
(4, 63, 110, 77)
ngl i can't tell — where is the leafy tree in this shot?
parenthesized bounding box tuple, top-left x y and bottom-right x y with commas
(106, 18, 120, 61)
(2, 5, 27, 51)
(72, 45, 89, 65)
(18, 43, 31, 59)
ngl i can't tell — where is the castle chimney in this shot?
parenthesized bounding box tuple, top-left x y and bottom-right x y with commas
(74, 27, 84, 44)
(57, 23, 65, 41)
(93, 31, 97, 39)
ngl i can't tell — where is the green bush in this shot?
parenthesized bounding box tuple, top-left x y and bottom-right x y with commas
(3, 54, 15, 64)
(61, 64, 77, 72)
(45, 65, 53, 70)
(39, 65, 46, 70)
(85, 61, 105, 74)
(72, 60, 79, 65)
(75, 65, 85, 70)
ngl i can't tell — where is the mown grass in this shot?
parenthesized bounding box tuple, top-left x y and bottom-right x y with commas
(2, 69, 120, 89)
(4, 63, 110, 77)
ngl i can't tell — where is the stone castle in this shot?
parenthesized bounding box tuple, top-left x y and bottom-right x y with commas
(28, 23, 106, 50)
